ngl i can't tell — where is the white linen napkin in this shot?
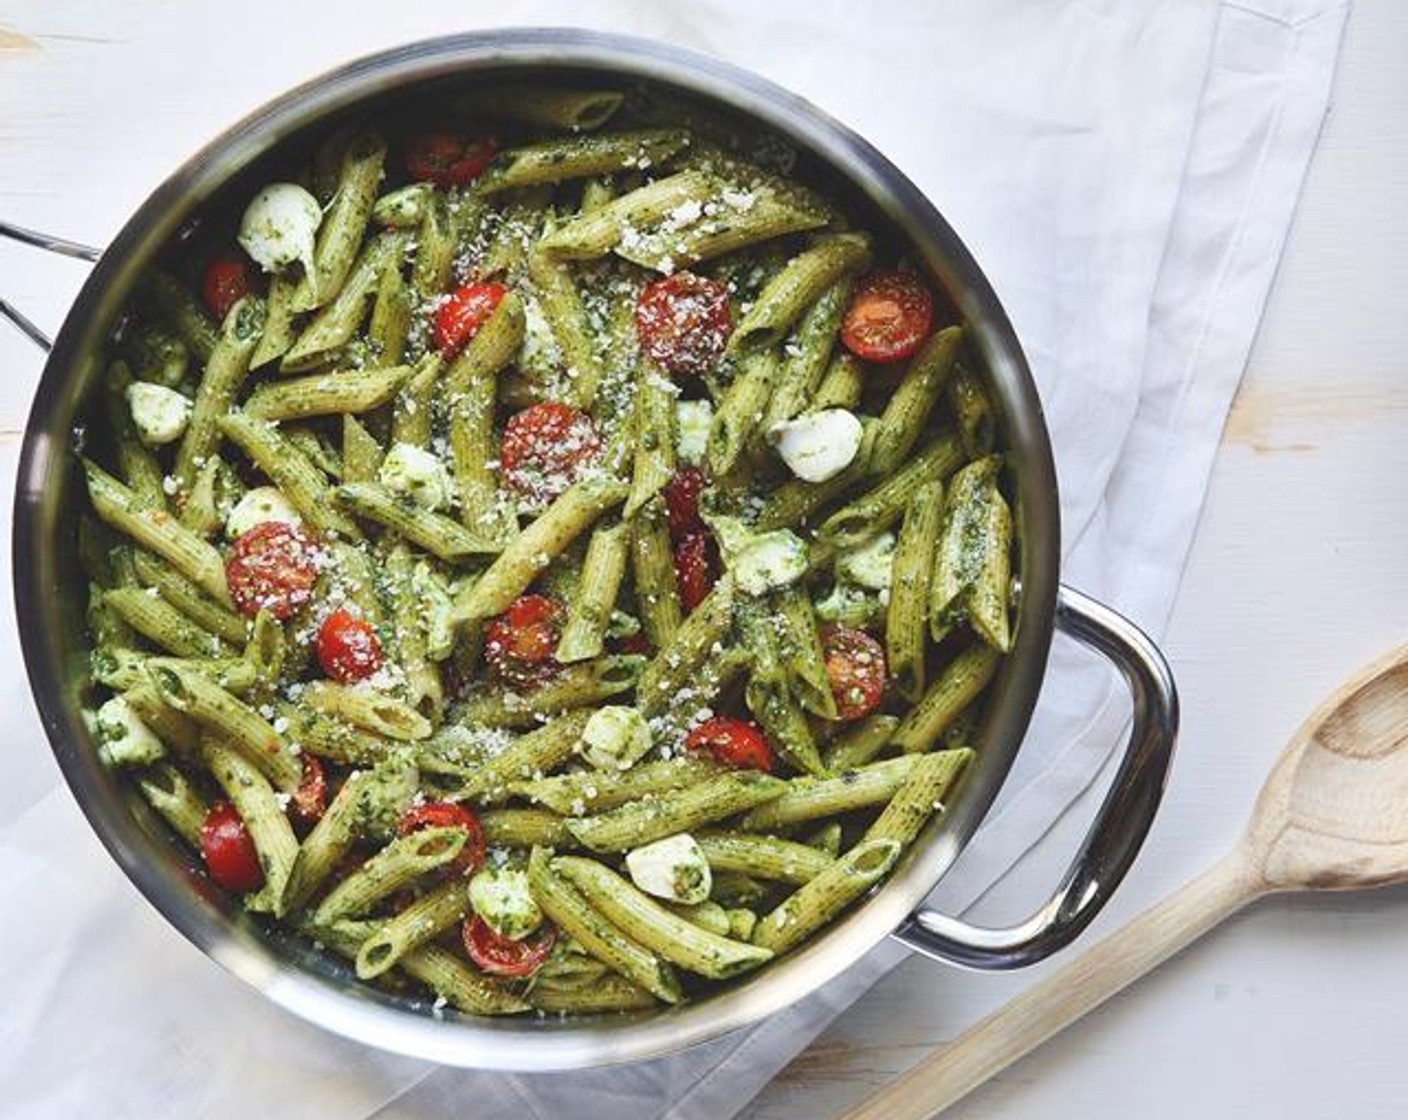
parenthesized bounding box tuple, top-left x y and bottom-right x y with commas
(0, 0, 1346, 1116)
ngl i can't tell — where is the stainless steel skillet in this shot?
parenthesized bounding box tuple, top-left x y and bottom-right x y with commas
(9, 29, 1176, 1069)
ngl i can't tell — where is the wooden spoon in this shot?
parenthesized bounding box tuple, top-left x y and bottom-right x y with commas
(838, 643, 1408, 1120)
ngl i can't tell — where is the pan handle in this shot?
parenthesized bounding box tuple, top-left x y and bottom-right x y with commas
(0, 219, 102, 352)
(891, 584, 1178, 969)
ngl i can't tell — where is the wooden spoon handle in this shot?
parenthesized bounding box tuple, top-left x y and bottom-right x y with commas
(836, 853, 1265, 1120)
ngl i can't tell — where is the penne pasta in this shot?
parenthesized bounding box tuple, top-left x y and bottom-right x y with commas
(887, 480, 945, 701)
(77, 92, 1018, 1018)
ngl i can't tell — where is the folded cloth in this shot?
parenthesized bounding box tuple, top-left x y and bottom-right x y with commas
(0, 0, 1346, 1117)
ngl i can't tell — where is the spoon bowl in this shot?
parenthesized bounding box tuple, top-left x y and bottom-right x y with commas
(1254, 647, 1408, 890)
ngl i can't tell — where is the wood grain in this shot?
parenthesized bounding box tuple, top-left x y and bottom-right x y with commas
(1223, 380, 1408, 455)
(0, 27, 40, 51)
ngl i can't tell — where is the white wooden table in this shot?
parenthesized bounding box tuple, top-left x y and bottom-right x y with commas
(747, 2, 1408, 1116)
(1, 3, 1402, 1119)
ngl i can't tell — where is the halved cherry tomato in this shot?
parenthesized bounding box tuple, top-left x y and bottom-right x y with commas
(484, 594, 564, 688)
(820, 624, 888, 720)
(433, 280, 508, 358)
(316, 609, 383, 683)
(663, 465, 707, 542)
(463, 915, 557, 979)
(200, 251, 257, 322)
(684, 717, 773, 772)
(200, 802, 265, 892)
(635, 272, 732, 377)
(291, 756, 328, 829)
(499, 402, 602, 504)
(840, 270, 934, 363)
(405, 132, 499, 188)
(673, 529, 716, 614)
(224, 521, 320, 620)
(397, 801, 487, 878)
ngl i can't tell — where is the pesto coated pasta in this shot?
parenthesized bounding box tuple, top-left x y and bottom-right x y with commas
(78, 83, 1016, 1019)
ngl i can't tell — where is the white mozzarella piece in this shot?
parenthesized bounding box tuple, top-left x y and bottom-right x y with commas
(581, 705, 654, 771)
(468, 867, 543, 941)
(238, 182, 322, 279)
(708, 514, 811, 597)
(732, 530, 809, 596)
(837, 531, 897, 592)
(226, 486, 301, 539)
(95, 697, 165, 768)
(126, 382, 192, 446)
(675, 399, 714, 466)
(517, 292, 564, 381)
(625, 833, 712, 905)
(379, 442, 452, 512)
(767, 408, 863, 482)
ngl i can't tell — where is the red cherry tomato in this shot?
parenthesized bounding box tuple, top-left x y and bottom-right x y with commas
(673, 529, 716, 614)
(611, 632, 652, 656)
(840, 270, 934, 363)
(684, 717, 773, 772)
(663, 466, 707, 542)
(405, 132, 499, 188)
(433, 281, 508, 358)
(200, 802, 265, 892)
(398, 801, 487, 878)
(200, 251, 257, 322)
(821, 625, 888, 720)
(499, 402, 603, 504)
(316, 609, 383, 683)
(635, 272, 732, 377)
(224, 521, 320, 620)
(463, 915, 557, 979)
(484, 594, 564, 688)
(291, 756, 328, 828)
